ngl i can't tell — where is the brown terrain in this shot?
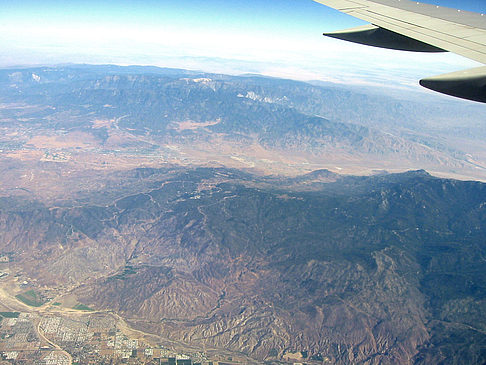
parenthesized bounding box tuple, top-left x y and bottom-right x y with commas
(0, 66, 485, 364)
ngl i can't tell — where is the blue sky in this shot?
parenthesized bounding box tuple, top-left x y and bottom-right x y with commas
(0, 0, 484, 89)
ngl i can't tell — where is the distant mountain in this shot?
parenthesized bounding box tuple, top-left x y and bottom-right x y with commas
(1, 167, 485, 364)
(1, 65, 484, 179)
(1, 65, 486, 363)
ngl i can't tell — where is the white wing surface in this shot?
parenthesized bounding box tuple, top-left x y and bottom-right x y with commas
(314, 0, 486, 102)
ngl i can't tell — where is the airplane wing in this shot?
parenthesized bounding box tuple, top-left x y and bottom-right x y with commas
(313, 0, 486, 102)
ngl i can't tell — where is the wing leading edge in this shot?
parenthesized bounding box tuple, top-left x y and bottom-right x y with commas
(314, 0, 486, 102)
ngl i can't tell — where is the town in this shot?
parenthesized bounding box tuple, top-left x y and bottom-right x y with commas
(0, 311, 217, 364)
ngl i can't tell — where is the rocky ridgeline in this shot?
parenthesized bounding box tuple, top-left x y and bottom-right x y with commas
(0, 65, 481, 177)
(0, 167, 484, 363)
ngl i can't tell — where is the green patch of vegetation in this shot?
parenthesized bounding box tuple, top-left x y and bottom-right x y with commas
(107, 265, 137, 281)
(122, 265, 137, 275)
(52, 302, 62, 306)
(0, 312, 20, 318)
(73, 304, 94, 311)
(15, 290, 46, 307)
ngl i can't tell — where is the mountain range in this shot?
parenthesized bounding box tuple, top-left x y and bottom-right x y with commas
(0, 65, 485, 364)
(0, 166, 484, 363)
(1, 65, 486, 180)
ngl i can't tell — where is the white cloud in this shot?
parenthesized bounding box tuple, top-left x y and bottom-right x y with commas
(0, 19, 480, 89)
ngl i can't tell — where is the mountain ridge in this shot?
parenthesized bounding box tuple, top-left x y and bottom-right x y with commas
(0, 167, 484, 363)
(2, 65, 485, 180)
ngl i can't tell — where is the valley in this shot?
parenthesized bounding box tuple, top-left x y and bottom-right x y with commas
(0, 165, 484, 364)
(0, 65, 485, 364)
(1, 65, 486, 190)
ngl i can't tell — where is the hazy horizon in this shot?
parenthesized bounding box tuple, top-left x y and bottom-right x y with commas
(1, 0, 483, 94)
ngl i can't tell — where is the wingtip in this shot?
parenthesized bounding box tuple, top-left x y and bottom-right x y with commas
(420, 67, 486, 103)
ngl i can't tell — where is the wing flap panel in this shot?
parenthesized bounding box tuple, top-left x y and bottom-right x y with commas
(324, 24, 445, 52)
(315, 0, 486, 101)
(315, 0, 486, 64)
(350, 9, 486, 63)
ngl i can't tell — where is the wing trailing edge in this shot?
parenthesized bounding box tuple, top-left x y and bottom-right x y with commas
(315, 0, 486, 102)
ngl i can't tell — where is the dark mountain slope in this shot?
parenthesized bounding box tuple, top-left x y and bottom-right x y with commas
(0, 168, 485, 363)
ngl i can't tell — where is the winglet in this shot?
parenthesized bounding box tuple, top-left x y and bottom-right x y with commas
(420, 66, 486, 103)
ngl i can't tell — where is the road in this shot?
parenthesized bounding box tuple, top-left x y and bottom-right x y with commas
(36, 320, 73, 365)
